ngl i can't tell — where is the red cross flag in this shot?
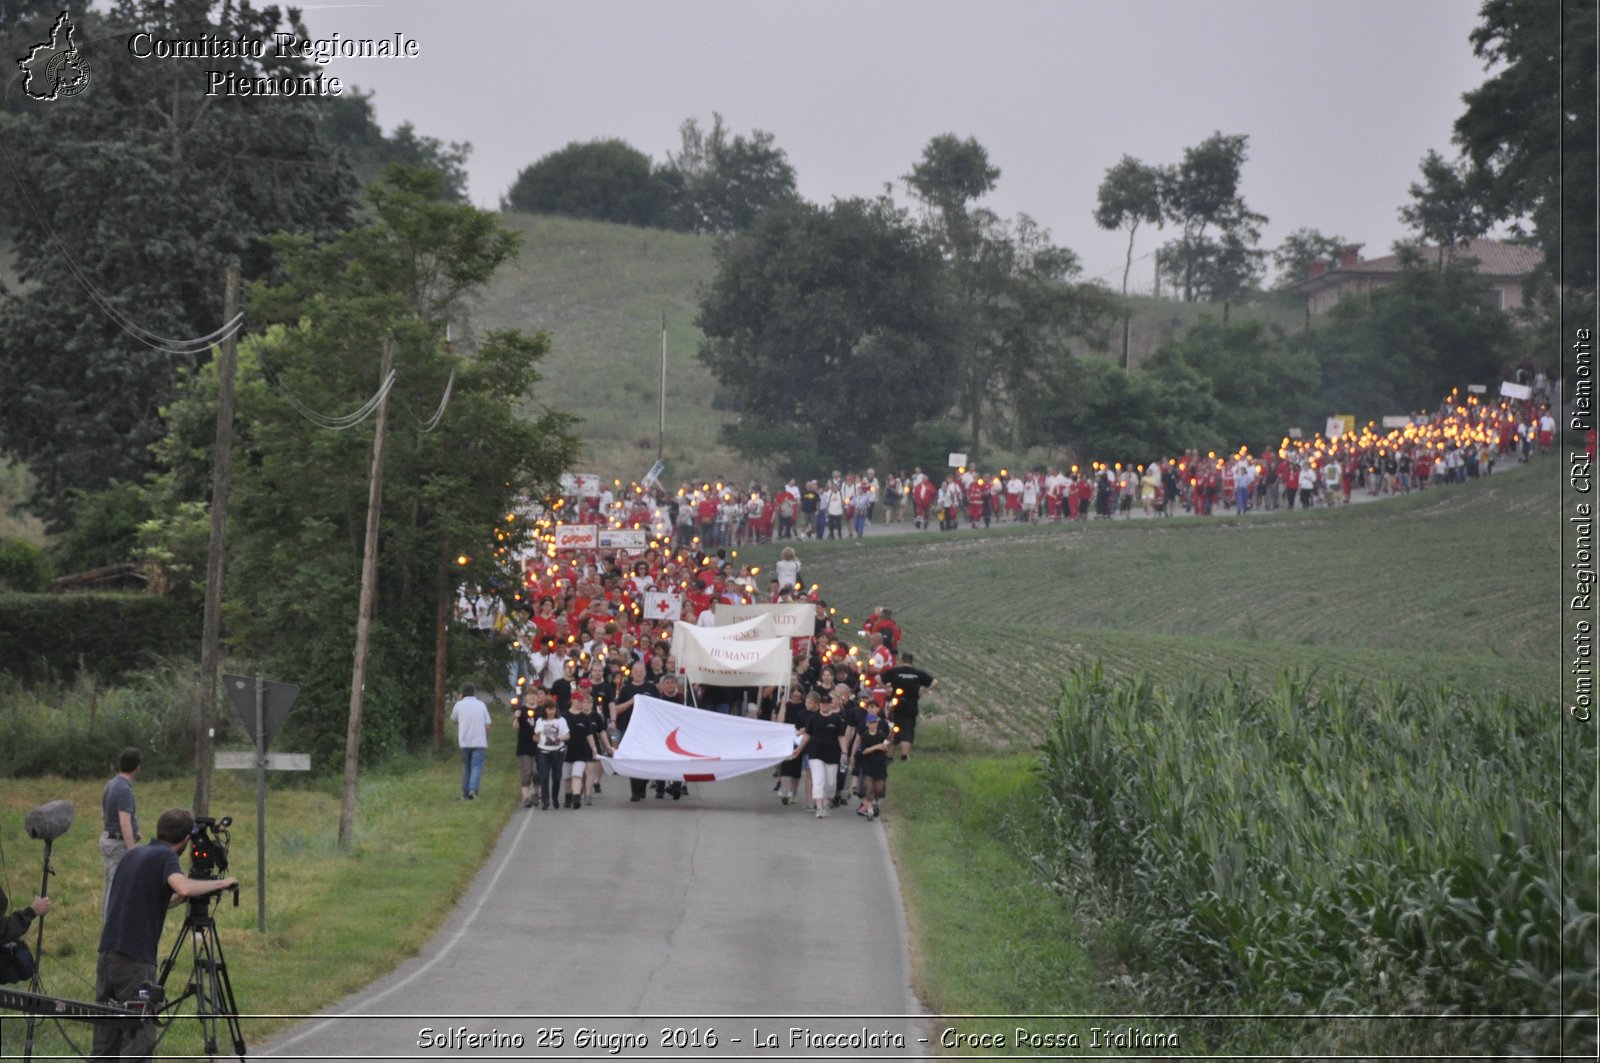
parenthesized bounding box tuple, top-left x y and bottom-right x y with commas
(644, 591, 683, 620)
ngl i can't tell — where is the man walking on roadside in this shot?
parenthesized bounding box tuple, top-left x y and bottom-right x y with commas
(450, 682, 492, 801)
(100, 747, 140, 920)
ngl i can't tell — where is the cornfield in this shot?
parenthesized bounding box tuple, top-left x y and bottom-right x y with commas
(1035, 666, 1597, 1057)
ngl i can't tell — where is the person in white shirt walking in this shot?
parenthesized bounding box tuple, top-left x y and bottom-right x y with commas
(450, 682, 492, 800)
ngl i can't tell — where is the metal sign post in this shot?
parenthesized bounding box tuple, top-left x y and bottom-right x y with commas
(221, 674, 304, 933)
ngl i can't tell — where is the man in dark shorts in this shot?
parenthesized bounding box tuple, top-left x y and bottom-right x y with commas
(881, 653, 936, 760)
(93, 808, 238, 1060)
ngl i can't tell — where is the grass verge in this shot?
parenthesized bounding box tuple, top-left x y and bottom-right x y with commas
(885, 726, 1165, 1055)
(0, 746, 516, 1057)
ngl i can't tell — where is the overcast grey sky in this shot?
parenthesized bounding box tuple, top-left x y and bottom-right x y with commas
(305, 0, 1491, 288)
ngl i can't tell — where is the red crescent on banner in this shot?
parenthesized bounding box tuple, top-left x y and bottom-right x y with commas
(665, 728, 721, 760)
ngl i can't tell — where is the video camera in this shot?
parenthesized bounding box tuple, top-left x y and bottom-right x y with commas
(187, 816, 231, 879)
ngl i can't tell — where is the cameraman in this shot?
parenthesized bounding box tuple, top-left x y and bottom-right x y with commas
(92, 808, 237, 1061)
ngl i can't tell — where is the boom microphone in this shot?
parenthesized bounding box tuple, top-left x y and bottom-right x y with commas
(24, 800, 75, 843)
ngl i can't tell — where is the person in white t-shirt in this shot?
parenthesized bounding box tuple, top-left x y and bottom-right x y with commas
(450, 683, 492, 800)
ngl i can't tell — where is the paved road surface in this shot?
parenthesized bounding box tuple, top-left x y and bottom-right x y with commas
(256, 771, 926, 1062)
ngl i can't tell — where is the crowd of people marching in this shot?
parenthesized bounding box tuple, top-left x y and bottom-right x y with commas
(546, 395, 1565, 544)
(455, 540, 935, 821)
(449, 390, 1573, 816)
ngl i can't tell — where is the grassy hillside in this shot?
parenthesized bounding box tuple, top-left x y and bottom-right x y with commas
(466, 213, 1310, 480)
(746, 460, 1559, 747)
(469, 214, 738, 482)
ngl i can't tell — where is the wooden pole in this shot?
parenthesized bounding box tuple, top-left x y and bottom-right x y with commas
(194, 261, 239, 817)
(658, 308, 667, 462)
(339, 336, 394, 849)
(432, 543, 450, 747)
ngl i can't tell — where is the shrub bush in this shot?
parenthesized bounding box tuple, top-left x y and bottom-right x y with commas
(0, 658, 238, 778)
(0, 538, 51, 592)
(0, 592, 199, 684)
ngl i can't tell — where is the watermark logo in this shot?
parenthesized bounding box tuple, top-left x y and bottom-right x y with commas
(17, 11, 92, 101)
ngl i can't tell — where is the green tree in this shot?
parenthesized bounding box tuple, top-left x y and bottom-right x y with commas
(0, 0, 357, 526)
(1158, 132, 1268, 313)
(1143, 318, 1320, 451)
(905, 133, 1000, 226)
(1453, 0, 1596, 314)
(503, 138, 669, 226)
(905, 135, 1112, 453)
(1299, 254, 1515, 418)
(1094, 155, 1167, 366)
(1021, 357, 1223, 463)
(1397, 149, 1490, 268)
(660, 113, 799, 234)
(697, 198, 954, 475)
(1272, 228, 1348, 288)
(149, 168, 577, 770)
(321, 88, 471, 203)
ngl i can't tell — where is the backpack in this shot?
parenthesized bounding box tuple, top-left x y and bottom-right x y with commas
(0, 939, 36, 984)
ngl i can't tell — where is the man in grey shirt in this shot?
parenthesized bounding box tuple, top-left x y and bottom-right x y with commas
(100, 747, 140, 919)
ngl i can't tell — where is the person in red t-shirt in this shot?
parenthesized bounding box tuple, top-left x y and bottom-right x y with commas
(912, 478, 936, 530)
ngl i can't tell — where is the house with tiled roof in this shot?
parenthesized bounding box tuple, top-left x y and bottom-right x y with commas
(1288, 238, 1542, 316)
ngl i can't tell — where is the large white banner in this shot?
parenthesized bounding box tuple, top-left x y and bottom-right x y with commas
(671, 616, 774, 656)
(713, 602, 816, 638)
(598, 696, 797, 782)
(672, 621, 790, 686)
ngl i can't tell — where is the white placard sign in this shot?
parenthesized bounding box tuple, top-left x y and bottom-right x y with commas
(948, 452, 967, 468)
(559, 473, 603, 496)
(598, 528, 649, 550)
(643, 591, 683, 620)
(1466, 384, 1488, 395)
(1381, 416, 1411, 429)
(552, 524, 598, 550)
(1500, 381, 1532, 400)
(1324, 418, 1345, 440)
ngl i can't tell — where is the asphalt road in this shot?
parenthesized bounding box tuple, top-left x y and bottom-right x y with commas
(256, 770, 927, 1062)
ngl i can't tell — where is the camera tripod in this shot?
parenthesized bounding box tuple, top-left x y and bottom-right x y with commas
(154, 887, 245, 1061)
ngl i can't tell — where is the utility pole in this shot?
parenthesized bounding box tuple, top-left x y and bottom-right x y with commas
(339, 335, 394, 850)
(194, 261, 240, 817)
(658, 308, 667, 462)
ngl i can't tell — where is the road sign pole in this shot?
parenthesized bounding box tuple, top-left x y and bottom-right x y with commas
(255, 676, 267, 933)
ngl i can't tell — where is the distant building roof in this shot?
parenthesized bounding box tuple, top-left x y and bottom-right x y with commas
(1289, 238, 1541, 299)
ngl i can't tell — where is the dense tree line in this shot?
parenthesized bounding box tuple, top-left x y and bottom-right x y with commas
(503, 113, 797, 234)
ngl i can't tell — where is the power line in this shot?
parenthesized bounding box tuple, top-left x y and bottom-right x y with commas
(0, 140, 248, 356)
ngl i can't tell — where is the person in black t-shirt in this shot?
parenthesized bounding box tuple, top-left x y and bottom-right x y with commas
(776, 686, 808, 805)
(614, 663, 657, 801)
(791, 696, 847, 818)
(562, 690, 606, 808)
(881, 652, 936, 760)
(93, 808, 238, 1059)
(649, 674, 689, 800)
(512, 688, 545, 809)
(855, 714, 893, 819)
